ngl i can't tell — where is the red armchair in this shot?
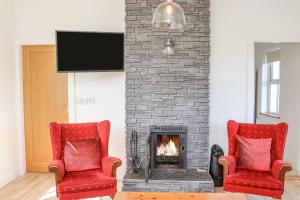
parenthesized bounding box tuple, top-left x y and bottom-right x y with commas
(219, 120, 292, 199)
(48, 120, 122, 200)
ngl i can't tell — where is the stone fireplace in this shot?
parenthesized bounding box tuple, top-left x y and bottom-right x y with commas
(123, 0, 213, 192)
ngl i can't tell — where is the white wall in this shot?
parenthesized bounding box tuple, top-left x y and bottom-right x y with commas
(0, 0, 20, 188)
(210, 0, 300, 171)
(68, 72, 126, 179)
(14, 0, 126, 179)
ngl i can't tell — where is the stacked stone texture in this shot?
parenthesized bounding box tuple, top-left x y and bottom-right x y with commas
(123, 179, 214, 192)
(125, 0, 210, 168)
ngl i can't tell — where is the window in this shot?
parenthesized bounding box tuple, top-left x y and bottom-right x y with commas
(261, 50, 280, 117)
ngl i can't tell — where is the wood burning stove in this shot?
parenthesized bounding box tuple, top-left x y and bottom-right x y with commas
(145, 126, 187, 180)
(145, 125, 187, 182)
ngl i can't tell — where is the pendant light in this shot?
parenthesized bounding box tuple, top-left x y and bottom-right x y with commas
(152, 0, 186, 29)
(163, 38, 174, 55)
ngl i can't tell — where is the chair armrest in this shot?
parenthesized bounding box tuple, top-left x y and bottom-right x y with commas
(272, 160, 292, 182)
(102, 156, 122, 177)
(218, 155, 236, 176)
(48, 160, 65, 184)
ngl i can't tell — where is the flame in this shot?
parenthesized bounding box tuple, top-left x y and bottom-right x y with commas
(157, 139, 179, 156)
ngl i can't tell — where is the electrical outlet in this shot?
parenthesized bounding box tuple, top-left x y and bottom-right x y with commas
(76, 97, 96, 105)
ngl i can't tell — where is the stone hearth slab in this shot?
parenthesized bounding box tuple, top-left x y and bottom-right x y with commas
(122, 169, 214, 192)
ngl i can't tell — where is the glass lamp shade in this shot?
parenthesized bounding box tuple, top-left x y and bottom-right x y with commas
(152, 0, 186, 29)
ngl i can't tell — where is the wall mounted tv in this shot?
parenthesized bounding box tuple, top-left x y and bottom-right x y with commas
(56, 31, 124, 72)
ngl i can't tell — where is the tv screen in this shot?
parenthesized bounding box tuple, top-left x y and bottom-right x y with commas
(56, 31, 124, 72)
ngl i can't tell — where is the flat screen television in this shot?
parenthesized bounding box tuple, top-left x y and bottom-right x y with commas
(56, 31, 124, 72)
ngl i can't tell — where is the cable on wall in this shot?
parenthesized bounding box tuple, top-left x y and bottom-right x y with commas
(73, 72, 77, 122)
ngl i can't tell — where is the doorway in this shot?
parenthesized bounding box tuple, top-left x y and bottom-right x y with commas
(22, 45, 68, 172)
(254, 42, 300, 175)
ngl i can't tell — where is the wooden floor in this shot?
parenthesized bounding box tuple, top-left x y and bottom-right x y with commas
(0, 173, 299, 200)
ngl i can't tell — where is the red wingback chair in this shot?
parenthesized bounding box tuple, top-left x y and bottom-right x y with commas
(48, 120, 122, 200)
(219, 120, 292, 199)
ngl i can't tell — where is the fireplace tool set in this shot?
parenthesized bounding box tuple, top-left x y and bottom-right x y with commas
(128, 131, 145, 174)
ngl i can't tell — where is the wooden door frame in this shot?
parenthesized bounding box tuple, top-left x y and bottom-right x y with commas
(22, 45, 68, 172)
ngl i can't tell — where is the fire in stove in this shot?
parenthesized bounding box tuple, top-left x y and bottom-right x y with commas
(148, 126, 187, 170)
(157, 135, 179, 156)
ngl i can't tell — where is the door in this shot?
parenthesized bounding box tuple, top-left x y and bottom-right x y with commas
(23, 45, 68, 172)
